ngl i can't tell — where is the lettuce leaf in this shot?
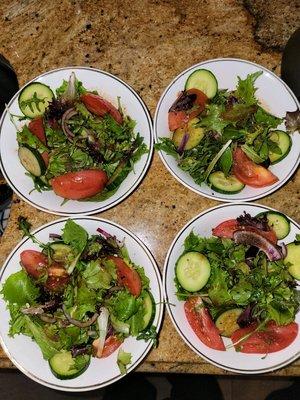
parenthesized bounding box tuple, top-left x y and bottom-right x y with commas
(1, 270, 40, 305)
(62, 220, 88, 253)
(235, 71, 263, 106)
(82, 260, 112, 290)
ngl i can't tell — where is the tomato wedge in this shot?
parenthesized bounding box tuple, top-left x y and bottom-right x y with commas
(233, 148, 278, 188)
(184, 297, 225, 351)
(81, 93, 123, 124)
(168, 89, 207, 131)
(101, 335, 123, 358)
(41, 152, 49, 167)
(212, 218, 277, 243)
(108, 255, 142, 297)
(28, 117, 47, 145)
(231, 321, 298, 353)
(20, 250, 48, 280)
(50, 169, 108, 200)
(45, 263, 70, 292)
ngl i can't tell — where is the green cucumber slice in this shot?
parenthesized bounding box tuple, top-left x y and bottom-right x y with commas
(185, 69, 218, 99)
(18, 145, 46, 177)
(209, 171, 245, 194)
(142, 290, 156, 330)
(268, 130, 292, 164)
(176, 252, 210, 292)
(284, 242, 300, 280)
(49, 351, 90, 380)
(18, 82, 54, 118)
(265, 212, 290, 239)
(49, 242, 73, 263)
(215, 308, 243, 337)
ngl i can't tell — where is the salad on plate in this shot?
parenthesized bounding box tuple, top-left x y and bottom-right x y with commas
(174, 211, 299, 353)
(13, 72, 147, 201)
(156, 68, 299, 194)
(0, 218, 156, 379)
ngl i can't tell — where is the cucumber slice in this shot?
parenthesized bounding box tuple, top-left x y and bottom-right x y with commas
(142, 290, 156, 330)
(172, 118, 204, 150)
(18, 145, 46, 177)
(268, 130, 292, 164)
(284, 242, 300, 280)
(49, 351, 90, 380)
(19, 82, 54, 118)
(209, 171, 245, 194)
(215, 308, 243, 337)
(265, 212, 290, 240)
(185, 69, 218, 99)
(176, 252, 210, 292)
(50, 242, 73, 263)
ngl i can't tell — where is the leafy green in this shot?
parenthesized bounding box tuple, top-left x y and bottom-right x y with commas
(218, 146, 233, 176)
(254, 107, 282, 128)
(117, 348, 132, 375)
(1, 270, 40, 305)
(107, 291, 138, 322)
(17, 125, 48, 153)
(62, 220, 88, 253)
(56, 78, 87, 97)
(82, 260, 112, 290)
(235, 71, 263, 105)
(137, 325, 158, 347)
(155, 138, 179, 156)
(24, 316, 61, 359)
(197, 104, 229, 134)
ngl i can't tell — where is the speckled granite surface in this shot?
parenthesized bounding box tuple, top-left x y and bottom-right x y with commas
(0, 0, 299, 375)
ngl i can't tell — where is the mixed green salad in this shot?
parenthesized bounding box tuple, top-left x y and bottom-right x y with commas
(156, 69, 299, 194)
(175, 211, 300, 353)
(13, 72, 147, 201)
(1, 218, 156, 379)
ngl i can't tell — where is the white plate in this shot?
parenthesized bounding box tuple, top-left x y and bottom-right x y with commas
(0, 217, 163, 391)
(154, 58, 300, 202)
(163, 203, 300, 374)
(0, 67, 152, 216)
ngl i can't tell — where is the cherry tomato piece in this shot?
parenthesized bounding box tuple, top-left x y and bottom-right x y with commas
(28, 117, 47, 145)
(44, 263, 70, 292)
(108, 256, 142, 297)
(81, 93, 123, 124)
(233, 148, 278, 188)
(231, 321, 298, 353)
(50, 169, 108, 200)
(20, 250, 48, 280)
(184, 297, 225, 351)
(101, 335, 123, 358)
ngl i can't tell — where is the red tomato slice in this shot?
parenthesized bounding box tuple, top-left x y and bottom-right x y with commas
(184, 297, 225, 351)
(41, 152, 49, 167)
(107, 256, 142, 297)
(212, 219, 277, 243)
(233, 148, 278, 188)
(168, 89, 208, 131)
(50, 169, 108, 200)
(101, 335, 123, 358)
(212, 219, 238, 238)
(20, 250, 48, 280)
(231, 321, 298, 353)
(44, 263, 70, 292)
(81, 93, 123, 124)
(28, 117, 47, 145)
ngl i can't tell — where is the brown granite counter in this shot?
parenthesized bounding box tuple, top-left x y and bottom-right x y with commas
(0, 0, 299, 375)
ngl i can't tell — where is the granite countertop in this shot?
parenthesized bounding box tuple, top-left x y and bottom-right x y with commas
(0, 0, 299, 376)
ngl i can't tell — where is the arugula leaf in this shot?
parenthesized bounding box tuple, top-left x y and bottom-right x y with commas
(62, 220, 88, 253)
(117, 349, 132, 375)
(235, 71, 263, 105)
(184, 231, 206, 253)
(154, 138, 179, 156)
(136, 325, 158, 347)
(1, 270, 40, 305)
(197, 104, 229, 134)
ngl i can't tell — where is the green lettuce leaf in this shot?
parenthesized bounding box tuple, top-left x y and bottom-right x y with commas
(107, 291, 138, 322)
(82, 260, 112, 290)
(198, 104, 229, 134)
(1, 270, 40, 305)
(235, 71, 263, 105)
(62, 220, 88, 253)
(117, 348, 132, 375)
(254, 107, 282, 128)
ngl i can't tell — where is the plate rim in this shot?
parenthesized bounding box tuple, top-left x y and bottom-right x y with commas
(163, 201, 300, 374)
(0, 66, 153, 216)
(153, 57, 300, 202)
(0, 216, 164, 391)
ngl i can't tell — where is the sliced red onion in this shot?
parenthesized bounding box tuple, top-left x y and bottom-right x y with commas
(93, 307, 109, 358)
(49, 233, 62, 240)
(233, 228, 283, 261)
(178, 133, 189, 154)
(62, 304, 99, 328)
(61, 108, 77, 140)
(280, 242, 287, 258)
(39, 314, 57, 323)
(97, 227, 112, 239)
(62, 72, 77, 101)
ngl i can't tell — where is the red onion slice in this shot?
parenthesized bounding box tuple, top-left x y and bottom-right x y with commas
(61, 108, 77, 140)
